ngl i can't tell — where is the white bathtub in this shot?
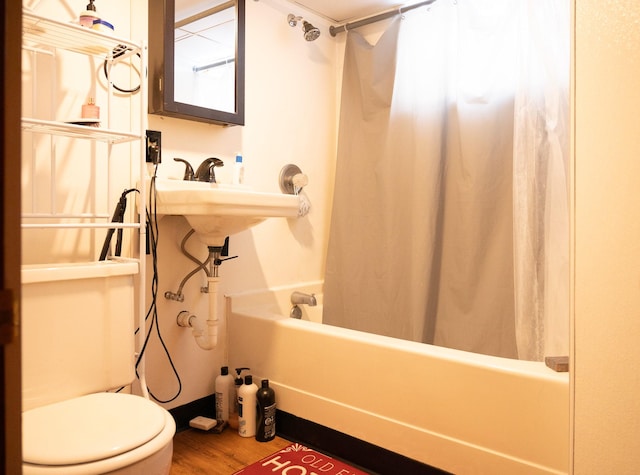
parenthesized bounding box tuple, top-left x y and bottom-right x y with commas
(227, 281, 570, 475)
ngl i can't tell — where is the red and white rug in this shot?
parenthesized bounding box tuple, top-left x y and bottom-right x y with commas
(233, 443, 370, 475)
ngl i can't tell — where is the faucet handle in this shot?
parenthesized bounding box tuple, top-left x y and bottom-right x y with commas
(173, 158, 195, 181)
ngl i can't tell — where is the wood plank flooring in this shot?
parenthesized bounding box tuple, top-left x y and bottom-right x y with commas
(170, 427, 292, 475)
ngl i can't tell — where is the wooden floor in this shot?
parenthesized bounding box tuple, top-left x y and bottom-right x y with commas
(170, 427, 292, 475)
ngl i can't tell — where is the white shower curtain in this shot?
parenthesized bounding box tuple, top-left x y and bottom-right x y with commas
(323, 0, 569, 360)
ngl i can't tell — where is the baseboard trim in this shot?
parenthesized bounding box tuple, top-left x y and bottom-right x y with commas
(169, 397, 448, 474)
(169, 394, 216, 432)
(276, 410, 450, 475)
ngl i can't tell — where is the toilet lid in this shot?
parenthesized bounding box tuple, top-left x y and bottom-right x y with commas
(23, 392, 166, 466)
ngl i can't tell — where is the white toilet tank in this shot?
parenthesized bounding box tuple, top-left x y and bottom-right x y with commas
(21, 261, 139, 411)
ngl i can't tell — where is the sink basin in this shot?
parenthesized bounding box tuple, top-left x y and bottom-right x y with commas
(149, 178, 299, 246)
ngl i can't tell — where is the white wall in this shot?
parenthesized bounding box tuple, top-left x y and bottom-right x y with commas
(572, 1, 640, 472)
(137, 0, 338, 408)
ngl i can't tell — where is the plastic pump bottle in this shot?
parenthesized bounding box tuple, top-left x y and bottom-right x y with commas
(233, 153, 245, 185)
(238, 375, 258, 437)
(214, 366, 234, 421)
(256, 379, 276, 442)
(79, 0, 99, 27)
(229, 367, 249, 429)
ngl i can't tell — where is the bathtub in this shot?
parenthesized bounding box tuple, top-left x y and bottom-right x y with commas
(226, 281, 570, 475)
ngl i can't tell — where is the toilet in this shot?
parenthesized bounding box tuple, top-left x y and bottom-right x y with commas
(21, 262, 176, 474)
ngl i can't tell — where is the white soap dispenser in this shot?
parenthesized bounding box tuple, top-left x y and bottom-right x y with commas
(79, 0, 99, 27)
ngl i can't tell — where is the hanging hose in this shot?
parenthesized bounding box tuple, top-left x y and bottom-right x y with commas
(164, 230, 212, 301)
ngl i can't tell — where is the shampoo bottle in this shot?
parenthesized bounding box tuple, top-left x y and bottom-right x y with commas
(238, 375, 258, 437)
(214, 366, 234, 422)
(229, 367, 249, 430)
(256, 379, 276, 442)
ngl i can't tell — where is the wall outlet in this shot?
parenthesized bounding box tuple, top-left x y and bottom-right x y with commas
(146, 130, 162, 164)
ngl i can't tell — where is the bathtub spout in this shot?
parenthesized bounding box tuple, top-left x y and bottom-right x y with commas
(291, 291, 317, 306)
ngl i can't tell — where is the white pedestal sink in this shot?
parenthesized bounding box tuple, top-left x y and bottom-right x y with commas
(148, 178, 299, 246)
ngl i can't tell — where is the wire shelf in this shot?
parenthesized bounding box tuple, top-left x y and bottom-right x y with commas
(21, 118, 141, 144)
(22, 10, 140, 59)
(21, 8, 147, 269)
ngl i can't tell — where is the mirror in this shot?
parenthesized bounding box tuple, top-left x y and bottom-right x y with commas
(149, 0, 245, 126)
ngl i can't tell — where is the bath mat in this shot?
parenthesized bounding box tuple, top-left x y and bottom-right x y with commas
(233, 443, 370, 475)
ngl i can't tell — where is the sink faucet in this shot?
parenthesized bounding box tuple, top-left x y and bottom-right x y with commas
(291, 291, 317, 306)
(195, 157, 224, 183)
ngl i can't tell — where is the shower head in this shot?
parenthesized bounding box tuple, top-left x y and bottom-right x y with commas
(302, 21, 321, 41)
(287, 13, 320, 41)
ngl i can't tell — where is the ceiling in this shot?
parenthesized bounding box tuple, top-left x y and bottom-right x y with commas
(179, 1, 410, 26)
(290, 0, 404, 23)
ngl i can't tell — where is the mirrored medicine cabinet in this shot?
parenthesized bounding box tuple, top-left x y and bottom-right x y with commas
(148, 0, 245, 126)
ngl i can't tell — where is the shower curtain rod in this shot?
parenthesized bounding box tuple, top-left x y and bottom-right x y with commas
(329, 0, 438, 37)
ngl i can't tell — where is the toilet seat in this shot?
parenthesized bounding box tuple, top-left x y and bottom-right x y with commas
(23, 392, 166, 466)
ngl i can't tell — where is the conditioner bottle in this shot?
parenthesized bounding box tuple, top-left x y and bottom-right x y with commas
(214, 366, 233, 422)
(256, 379, 276, 442)
(238, 375, 258, 437)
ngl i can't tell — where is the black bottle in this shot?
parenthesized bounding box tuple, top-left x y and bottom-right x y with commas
(255, 379, 276, 442)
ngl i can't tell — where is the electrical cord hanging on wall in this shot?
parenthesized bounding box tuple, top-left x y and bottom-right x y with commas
(133, 166, 183, 403)
(102, 44, 141, 94)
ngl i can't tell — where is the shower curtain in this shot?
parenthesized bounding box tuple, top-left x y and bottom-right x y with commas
(323, 0, 569, 360)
